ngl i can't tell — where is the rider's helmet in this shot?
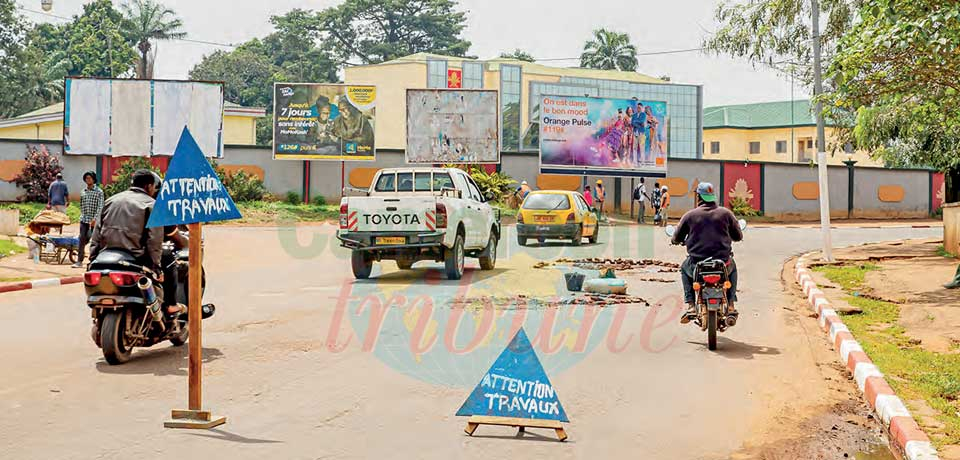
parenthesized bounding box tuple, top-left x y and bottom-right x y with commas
(695, 182, 717, 203)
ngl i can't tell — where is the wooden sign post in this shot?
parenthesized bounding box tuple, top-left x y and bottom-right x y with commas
(147, 127, 241, 430)
(456, 328, 569, 441)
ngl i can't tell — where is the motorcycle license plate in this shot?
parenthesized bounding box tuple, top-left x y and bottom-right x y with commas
(702, 287, 725, 311)
(376, 236, 406, 245)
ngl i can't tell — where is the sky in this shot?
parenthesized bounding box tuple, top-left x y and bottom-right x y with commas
(19, 0, 803, 107)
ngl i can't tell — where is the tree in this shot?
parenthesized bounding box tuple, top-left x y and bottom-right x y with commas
(579, 29, 638, 71)
(499, 49, 535, 62)
(190, 41, 282, 110)
(826, 0, 960, 199)
(13, 145, 64, 203)
(120, 0, 186, 79)
(317, 0, 471, 64)
(703, 0, 858, 86)
(63, 0, 137, 77)
(262, 9, 338, 82)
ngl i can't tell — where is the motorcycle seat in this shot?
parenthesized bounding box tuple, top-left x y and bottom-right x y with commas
(89, 249, 143, 271)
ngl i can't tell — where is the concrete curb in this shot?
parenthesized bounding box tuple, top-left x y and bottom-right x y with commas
(794, 255, 939, 460)
(0, 275, 83, 294)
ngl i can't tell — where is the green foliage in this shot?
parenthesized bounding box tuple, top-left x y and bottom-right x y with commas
(467, 166, 516, 203)
(63, 0, 138, 77)
(825, 0, 960, 173)
(103, 157, 159, 197)
(812, 262, 879, 291)
(317, 0, 472, 64)
(0, 238, 26, 255)
(284, 191, 301, 205)
(312, 195, 327, 206)
(499, 49, 535, 62)
(0, 202, 81, 225)
(704, 0, 858, 86)
(120, 0, 187, 79)
(0, 3, 67, 117)
(13, 145, 64, 203)
(727, 197, 761, 217)
(223, 170, 267, 202)
(580, 29, 638, 71)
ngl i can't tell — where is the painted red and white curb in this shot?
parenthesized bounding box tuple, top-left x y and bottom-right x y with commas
(795, 255, 939, 460)
(0, 275, 83, 294)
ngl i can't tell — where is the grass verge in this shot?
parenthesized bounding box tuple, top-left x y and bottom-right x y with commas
(0, 238, 26, 255)
(218, 201, 340, 225)
(0, 202, 81, 226)
(815, 264, 960, 445)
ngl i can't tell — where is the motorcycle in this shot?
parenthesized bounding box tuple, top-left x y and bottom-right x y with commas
(665, 219, 747, 350)
(83, 232, 213, 364)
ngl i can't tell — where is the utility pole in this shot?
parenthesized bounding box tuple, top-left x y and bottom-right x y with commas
(812, 0, 833, 261)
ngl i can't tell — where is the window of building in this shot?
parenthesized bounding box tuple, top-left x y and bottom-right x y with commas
(462, 62, 483, 89)
(427, 59, 448, 88)
(710, 141, 720, 154)
(749, 142, 760, 154)
(776, 140, 787, 153)
(500, 64, 522, 152)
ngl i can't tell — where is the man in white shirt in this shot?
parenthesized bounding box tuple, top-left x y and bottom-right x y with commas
(633, 178, 648, 224)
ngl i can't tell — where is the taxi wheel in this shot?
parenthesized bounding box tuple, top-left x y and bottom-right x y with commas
(517, 234, 527, 246)
(571, 224, 582, 246)
(588, 223, 599, 244)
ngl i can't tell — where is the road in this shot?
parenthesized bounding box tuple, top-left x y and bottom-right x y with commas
(0, 223, 940, 459)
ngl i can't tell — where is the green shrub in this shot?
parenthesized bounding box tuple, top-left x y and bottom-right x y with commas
(312, 195, 327, 206)
(284, 191, 301, 205)
(104, 157, 159, 197)
(728, 197, 761, 217)
(467, 166, 516, 202)
(222, 170, 266, 202)
(13, 145, 64, 202)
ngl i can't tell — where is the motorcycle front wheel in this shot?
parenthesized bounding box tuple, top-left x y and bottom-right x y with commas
(707, 310, 718, 351)
(101, 310, 132, 364)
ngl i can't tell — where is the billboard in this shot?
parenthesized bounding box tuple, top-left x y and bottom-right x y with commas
(273, 83, 376, 161)
(64, 77, 224, 157)
(538, 95, 668, 177)
(406, 89, 499, 164)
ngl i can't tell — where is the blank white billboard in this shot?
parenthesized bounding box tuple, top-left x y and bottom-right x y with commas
(64, 78, 224, 157)
(405, 89, 499, 164)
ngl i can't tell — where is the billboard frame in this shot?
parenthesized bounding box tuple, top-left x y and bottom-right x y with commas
(62, 76, 225, 157)
(404, 88, 500, 165)
(272, 82, 378, 162)
(537, 94, 668, 178)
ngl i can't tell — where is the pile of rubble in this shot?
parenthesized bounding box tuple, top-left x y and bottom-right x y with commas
(447, 292, 650, 308)
(534, 257, 680, 273)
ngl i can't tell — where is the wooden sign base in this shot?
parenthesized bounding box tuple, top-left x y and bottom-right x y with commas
(164, 409, 226, 429)
(464, 416, 567, 441)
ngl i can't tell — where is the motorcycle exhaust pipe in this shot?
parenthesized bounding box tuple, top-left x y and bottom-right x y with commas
(137, 276, 165, 329)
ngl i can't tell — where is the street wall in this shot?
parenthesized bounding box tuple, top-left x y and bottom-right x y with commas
(0, 138, 942, 221)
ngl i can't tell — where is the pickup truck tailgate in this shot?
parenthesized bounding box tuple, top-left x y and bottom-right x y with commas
(345, 196, 439, 232)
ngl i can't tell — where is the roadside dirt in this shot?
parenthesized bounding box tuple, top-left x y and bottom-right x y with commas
(727, 258, 891, 460)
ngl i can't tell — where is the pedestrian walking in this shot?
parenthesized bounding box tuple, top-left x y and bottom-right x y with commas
(73, 171, 104, 268)
(519, 180, 532, 199)
(633, 178, 648, 224)
(651, 182, 662, 225)
(659, 185, 671, 226)
(594, 179, 606, 222)
(584, 185, 594, 208)
(48, 172, 69, 213)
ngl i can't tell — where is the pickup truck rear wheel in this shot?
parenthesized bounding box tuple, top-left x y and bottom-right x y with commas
(445, 234, 465, 280)
(479, 235, 497, 270)
(351, 251, 374, 279)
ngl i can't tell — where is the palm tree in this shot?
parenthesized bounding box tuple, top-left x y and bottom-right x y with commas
(120, 0, 186, 79)
(580, 29, 638, 71)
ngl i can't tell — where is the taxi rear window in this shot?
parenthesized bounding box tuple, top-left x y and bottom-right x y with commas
(523, 194, 570, 210)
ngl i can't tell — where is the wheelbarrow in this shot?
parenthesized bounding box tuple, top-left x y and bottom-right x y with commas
(25, 234, 79, 265)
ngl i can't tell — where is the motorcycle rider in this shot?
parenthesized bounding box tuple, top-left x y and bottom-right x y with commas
(89, 170, 184, 314)
(671, 182, 743, 324)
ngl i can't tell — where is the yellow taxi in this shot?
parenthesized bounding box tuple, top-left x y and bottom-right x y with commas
(517, 190, 599, 246)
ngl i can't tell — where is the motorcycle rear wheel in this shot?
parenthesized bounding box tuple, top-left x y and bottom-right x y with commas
(101, 310, 132, 365)
(707, 310, 718, 351)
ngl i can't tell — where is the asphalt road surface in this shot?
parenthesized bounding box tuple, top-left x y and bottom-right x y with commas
(0, 223, 940, 459)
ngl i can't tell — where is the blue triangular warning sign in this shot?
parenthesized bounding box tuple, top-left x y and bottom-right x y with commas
(456, 328, 568, 422)
(147, 127, 241, 228)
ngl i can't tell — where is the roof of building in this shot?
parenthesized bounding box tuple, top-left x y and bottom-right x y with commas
(352, 52, 670, 85)
(703, 100, 829, 129)
(0, 101, 266, 130)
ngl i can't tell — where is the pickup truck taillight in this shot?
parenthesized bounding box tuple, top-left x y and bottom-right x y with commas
(435, 203, 447, 228)
(339, 203, 349, 229)
(566, 213, 576, 223)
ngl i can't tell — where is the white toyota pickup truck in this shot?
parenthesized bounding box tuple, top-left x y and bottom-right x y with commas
(337, 167, 501, 280)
